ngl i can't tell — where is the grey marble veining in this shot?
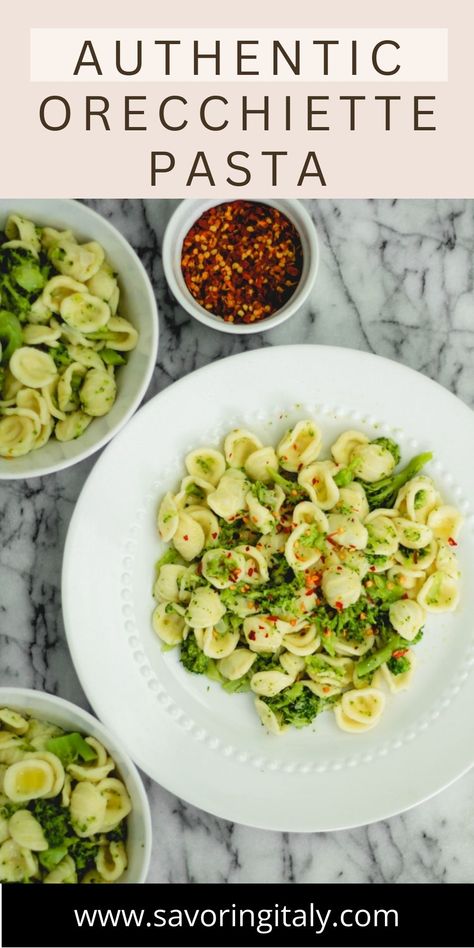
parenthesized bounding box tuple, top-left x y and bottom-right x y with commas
(0, 198, 473, 884)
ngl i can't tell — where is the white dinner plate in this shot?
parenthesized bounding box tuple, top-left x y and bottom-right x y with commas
(63, 345, 474, 831)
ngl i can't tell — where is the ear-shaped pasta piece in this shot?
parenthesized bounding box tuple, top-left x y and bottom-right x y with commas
(201, 548, 246, 589)
(97, 777, 132, 833)
(0, 710, 28, 734)
(336, 482, 369, 519)
(68, 756, 115, 784)
(245, 491, 276, 535)
(185, 447, 226, 486)
(244, 446, 278, 483)
(394, 539, 437, 572)
(96, 840, 127, 882)
(224, 428, 262, 468)
(207, 470, 248, 522)
(396, 476, 439, 523)
(244, 615, 284, 653)
(305, 654, 354, 689)
(57, 362, 87, 413)
(70, 781, 107, 837)
(389, 599, 425, 639)
(41, 227, 77, 250)
(25, 752, 65, 798)
(25, 719, 62, 752)
(27, 298, 51, 324)
(350, 442, 396, 482)
(152, 603, 186, 645)
(255, 532, 286, 561)
(234, 545, 269, 584)
(417, 571, 460, 613)
(331, 430, 369, 466)
(22, 323, 61, 348)
(66, 345, 106, 371)
(4, 215, 41, 253)
(336, 687, 385, 730)
(41, 275, 89, 313)
(387, 565, 426, 591)
(285, 523, 324, 571)
(44, 855, 77, 884)
(326, 513, 368, 550)
(180, 476, 214, 507)
(218, 648, 256, 680)
(8, 810, 48, 851)
(254, 698, 284, 734)
(277, 420, 322, 472)
(333, 633, 374, 657)
(49, 237, 104, 282)
(0, 815, 9, 844)
(436, 542, 460, 579)
(157, 492, 180, 542)
(0, 415, 37, 458)
(365, 515, 399, 557)
(173, 512, 205, 561)
(340, 550, 370, 579)
(393, 517, 433, 551)
(279, 652, 305, 677)
(185, 587, 226, 629)
(201, 627, 239, 659)
(9, 347, 57, 389)
(55, 410, 93, 442)
(377, 651, 416, 693)
(4, 758, 55, 802)
(321, 566, 362, 609)
(251, 670, 294, 697)
(60, 292, 110, 333)
(0, 839, 38, 882)
(154, 564, 187, 603)
(298, 461, 339, 509)
(86, 264, 118, 304)
(292, 502, 329, 531)
(80, 368, 116, 417)
(283, 625, 320, 656)
(427, 505, 463, 542)
(96, 316, 138, 352)
(16, 389, 50, 427)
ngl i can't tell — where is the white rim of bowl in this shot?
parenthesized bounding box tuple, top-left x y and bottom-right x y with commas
(0, 686, 152, 883)
(162, 198, 319, 334)
(0, 199, 159, 480)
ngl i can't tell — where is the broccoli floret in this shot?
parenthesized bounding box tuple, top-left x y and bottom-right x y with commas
(0, 247, 49, 318)
(267, 467, 306, 501)
(411, 628, 424, 645)
(371, 437, 401, 465)
(68, 837, 99, 871)
(263, 681, 324, 729)
(49, 343, 73, 368)
(0, 309, 23, 363)
(334, 460, 360, 487)
(101, 348, 126, 366)
(180, 633, 209, 675)
(360, 452, 433, 510)
(31, 800, 70, 848)
(387, 654, 411, 676)
(46, 732, 97, 766)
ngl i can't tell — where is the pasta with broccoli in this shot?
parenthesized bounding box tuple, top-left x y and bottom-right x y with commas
(0, 709, 130, 883)
(0, 214, 138, 458)
(152, 421, 463, 735)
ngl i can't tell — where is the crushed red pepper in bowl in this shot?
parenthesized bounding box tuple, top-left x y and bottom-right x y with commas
(180, 200, 304, 325)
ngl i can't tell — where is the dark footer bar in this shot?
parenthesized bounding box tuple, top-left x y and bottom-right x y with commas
(1, 882, 470, 948)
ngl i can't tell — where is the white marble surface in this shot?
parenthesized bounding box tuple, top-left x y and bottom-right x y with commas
(0, 198, 473, 883)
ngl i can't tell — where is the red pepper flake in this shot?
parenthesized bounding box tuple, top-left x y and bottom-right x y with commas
(181, 201, 303, 325)
(183, 534, 189, 541)
(448, 536, 458, 547)
(248, 567, 255, 576)
(267, 615, 279, 623)
(392, 649, 409, 659)
(211, 532, 218, 539)
(248, 631, 256, 641)
(334, 600, 343, 611)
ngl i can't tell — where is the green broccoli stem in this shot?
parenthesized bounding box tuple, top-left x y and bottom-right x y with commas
(355, 634, 403, 678)
(268, 468, 305, 499)
(362, 452, 433, 510)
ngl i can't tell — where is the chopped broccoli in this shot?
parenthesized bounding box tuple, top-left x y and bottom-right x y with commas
(360, 452, 433, 510)
(101, 348, 126, 366)
(38, 846, 69, 871)
(371, 437, 401, 465)
(414, 489, 427, 510)
(0, 247, 49, 319)
(31, 800, 70, 848)
(180, 633, 209, 675)
(68, 837, 99, 871)
(50, 343, 73, 367)
(155, 548, 184, 571)
(387, 654, 411, 676)
(268, 468, 306, 501)
(0, 310, 23, 363)
(334, 460, 360, 487)
(263, 681, 326, 728)
(46, 732, 97, 766)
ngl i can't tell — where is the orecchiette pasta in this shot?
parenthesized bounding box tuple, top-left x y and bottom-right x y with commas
(152, 422, 462, 735)
(0, 214, 138, 458)
(0, 709, 131, 883)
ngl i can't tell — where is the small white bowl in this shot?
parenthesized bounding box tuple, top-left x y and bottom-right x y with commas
(0, 199, 159, 479)
(0, 687, 152, 883)
(162, 198, 319, 334)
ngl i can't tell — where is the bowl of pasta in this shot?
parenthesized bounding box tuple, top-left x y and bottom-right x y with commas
(0, 688, 152, 883)
(0, 200, 159, 478)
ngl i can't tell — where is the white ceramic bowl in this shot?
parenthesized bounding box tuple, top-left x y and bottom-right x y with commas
(0, 199, 159, 479)
(0, 687, 152, 882)
(162, 198, 319, 334)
